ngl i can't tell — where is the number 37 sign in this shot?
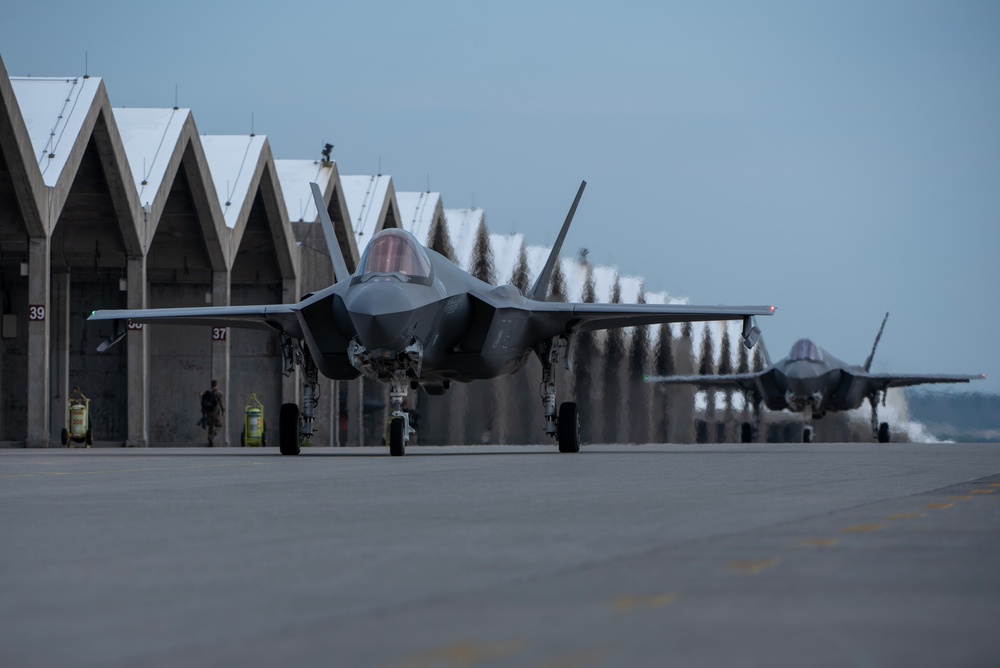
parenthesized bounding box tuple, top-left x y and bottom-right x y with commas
(212, 327, 227, 341)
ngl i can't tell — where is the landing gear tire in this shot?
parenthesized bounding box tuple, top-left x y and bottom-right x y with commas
(740, 422, 753, 444)
(557, 402, 580, 453)
(877, 422, 890, 443)
(85, 422, 92, 447)
(803, 426, 813, 444)
(61, 428, 68, 446)
(389, 417, 406, 457)
(279, 403, 301, 456)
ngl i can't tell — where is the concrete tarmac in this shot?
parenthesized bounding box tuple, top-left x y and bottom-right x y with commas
(1, 443, 999, 668)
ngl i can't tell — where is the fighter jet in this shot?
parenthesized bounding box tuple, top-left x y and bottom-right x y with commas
(646, 313, 984, 443)
(90, 181, 775, 456)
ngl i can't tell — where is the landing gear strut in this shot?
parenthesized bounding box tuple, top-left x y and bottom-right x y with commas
(535, 336, 579, 453)
(869, 391, 890, 443)
(386, 372, 415, 457)
(278, 333, 322, 456)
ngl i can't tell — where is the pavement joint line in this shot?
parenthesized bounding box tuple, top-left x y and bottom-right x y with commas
(0, 461, 261, 479)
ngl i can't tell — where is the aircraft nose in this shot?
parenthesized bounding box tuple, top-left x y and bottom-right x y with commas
(347, 281, 413, 350)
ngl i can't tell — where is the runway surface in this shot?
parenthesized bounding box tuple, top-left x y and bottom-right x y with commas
(2, 442, 999, 667)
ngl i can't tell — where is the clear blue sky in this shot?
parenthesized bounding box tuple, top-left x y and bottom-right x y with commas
(2, 0, 998, 393)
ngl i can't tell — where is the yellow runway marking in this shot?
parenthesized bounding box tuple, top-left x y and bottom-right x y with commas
(800, 538, 839, 548)
(886, 513, 927, 520)
(925, 502, 955, 510)
(842, 524, 885, 533)
(391, 640, 523, 667)
(610, 592, 678, 613)
(726, 558, 778, 575)
(949, 495, 974, 501)
(989, 483, 1000, 488)
(969, 489, 996, 495)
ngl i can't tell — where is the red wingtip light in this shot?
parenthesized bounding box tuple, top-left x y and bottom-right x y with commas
(770, 305, 776, 313)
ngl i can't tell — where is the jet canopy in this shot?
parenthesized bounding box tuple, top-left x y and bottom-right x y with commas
(355, 229, 433, 283)
(789, 338, 824, 363)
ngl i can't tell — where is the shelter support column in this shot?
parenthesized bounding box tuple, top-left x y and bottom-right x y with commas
(212, 271, 231, 446)
(26, 237, 50, 447)
(126, 256, 149, 447)
(49, 271, 70, 441)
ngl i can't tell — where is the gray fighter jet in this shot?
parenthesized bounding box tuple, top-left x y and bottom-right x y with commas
(646, 313, 984, 443)
(90, 181, 775, 455)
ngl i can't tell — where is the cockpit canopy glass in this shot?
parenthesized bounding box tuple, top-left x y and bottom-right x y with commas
(789, 338, 824, 362)
(356, 229, 432, 282)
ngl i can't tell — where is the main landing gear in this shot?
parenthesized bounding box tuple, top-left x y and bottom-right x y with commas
(537, 336, 579, 453)
(277, 334, 321, 456)
(869, 391, 891, 443)
(739, 392, 762, 443)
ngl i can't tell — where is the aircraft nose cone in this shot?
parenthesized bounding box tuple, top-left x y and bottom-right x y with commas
(347, 282, 413, 350)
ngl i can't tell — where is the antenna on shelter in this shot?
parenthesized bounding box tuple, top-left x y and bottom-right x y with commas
(378, 156, 382, 176)
(84, 51, 89, 79)
(426, 173, 430, 193)
(250, 113, 255, 137)
(174, 85, 179, 110)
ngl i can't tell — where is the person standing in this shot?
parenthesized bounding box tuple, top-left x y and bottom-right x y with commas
(200, 380, 225, 446)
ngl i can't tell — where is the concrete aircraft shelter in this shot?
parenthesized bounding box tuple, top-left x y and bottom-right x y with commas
(0, 53, 382, 448)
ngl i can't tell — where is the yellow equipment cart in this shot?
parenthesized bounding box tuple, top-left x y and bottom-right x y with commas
(61, 386, 93, 447)
(241, 393, 265, 447)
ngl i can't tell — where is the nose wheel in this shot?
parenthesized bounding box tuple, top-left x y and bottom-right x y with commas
(387, 372, 415, 456)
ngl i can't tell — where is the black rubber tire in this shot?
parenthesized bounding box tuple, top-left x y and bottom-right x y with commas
(61, 428, 68, 446)
(389, 417, 405, 457)
(85, 423, 93, 446)
(240, 430, 246, 447)
(740, 422, 753, 444)
(279, 403, 301, 455)
(878, 422, 890, 443)
(803, 427, 812, 444)
(557, 402, 580, 453)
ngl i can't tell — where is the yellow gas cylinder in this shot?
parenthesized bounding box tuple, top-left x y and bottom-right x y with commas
(243, 394, 265, 446)
(69, 403, 88, 439)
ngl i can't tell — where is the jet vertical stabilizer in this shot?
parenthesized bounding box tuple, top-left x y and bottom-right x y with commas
(528, 180, 586, 301)
(310, 182, 351, 283)
(864, 312, 889, 372)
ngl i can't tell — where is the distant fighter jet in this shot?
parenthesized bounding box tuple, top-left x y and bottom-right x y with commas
(90, 181, 775, 456)
(646, 313, 984, 443)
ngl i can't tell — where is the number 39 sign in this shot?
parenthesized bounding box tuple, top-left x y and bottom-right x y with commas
(28, 305, 46, 321)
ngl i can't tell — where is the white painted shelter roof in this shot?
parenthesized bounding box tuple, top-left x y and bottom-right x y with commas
(341, 174, 393, 254)
(9, 75, 102, 186)
(275, 159, 336, 222)
(200, 134, 267, 228)
(113, 107, 190, 207)
(396, 191, 441, 245)
(443, 208, 485, 270)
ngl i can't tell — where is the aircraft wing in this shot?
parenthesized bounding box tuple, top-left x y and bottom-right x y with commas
(88, 304, 302, 352)
(859, 372, 986, 391)
(523, 301, 776, 333)
(644, 372, 761, 392)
